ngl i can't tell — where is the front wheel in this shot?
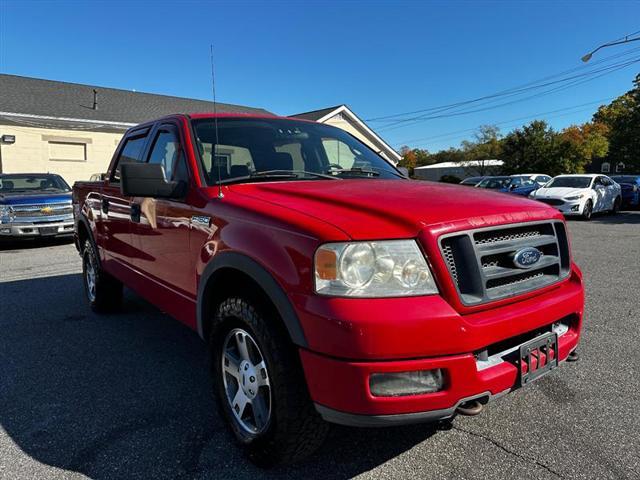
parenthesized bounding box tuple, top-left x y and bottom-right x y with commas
(582, 200, 593, 220)
(211, 297, 329, 466)
(611, 196, 621, 214)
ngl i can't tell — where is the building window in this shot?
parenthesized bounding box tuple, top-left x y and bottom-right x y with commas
(601, 162, 610, 173)
(49, 141, 87, 162)
(616, 162, 625, 173)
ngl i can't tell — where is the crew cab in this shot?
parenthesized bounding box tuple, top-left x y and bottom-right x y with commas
(73, 114, 584, 465)
(0, 173, 74, 238)
(530, 174, 622, 220)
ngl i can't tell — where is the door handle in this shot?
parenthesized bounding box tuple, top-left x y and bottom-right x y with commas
(131, 203, 141, 223)
(101, 198, 109, 214)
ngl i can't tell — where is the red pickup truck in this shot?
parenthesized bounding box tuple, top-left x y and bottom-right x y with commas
(73, 113, 583, 465)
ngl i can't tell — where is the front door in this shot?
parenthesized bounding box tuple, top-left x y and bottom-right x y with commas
(129, 123, 197, 298)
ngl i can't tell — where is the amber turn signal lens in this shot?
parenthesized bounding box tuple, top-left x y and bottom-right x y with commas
(315, 248, 337, 280)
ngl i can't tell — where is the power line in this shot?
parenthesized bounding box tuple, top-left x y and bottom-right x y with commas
(366, 46, 640, 125)
(376, 57, 639, 132)
(393, 97, 615, 146)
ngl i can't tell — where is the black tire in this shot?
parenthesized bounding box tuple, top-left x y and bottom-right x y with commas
(611, 196, 621, 215)
(81, 239, 123, 312)
(582, 200, 593, 220)
(210, 297, 329, 466)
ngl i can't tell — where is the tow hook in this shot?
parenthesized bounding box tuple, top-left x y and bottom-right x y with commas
(567, 350, 579, 362)
(456, 399, 484, 416)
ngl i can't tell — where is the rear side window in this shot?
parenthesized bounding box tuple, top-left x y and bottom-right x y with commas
(111, 132, 148, 182)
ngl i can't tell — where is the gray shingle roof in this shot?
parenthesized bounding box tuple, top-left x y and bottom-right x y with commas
(0, 74, 272, 130)
(289, 105, 343, 121)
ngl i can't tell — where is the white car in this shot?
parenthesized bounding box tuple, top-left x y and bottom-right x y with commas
(530, 174, 622, 220)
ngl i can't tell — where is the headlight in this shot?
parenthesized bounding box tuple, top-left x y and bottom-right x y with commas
(314, 240, 438, 297)
(0, 205, 14, 224)
(564, 194, 585, 201)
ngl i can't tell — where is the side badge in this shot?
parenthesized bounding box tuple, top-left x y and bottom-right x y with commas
(191, 215, 212, 227)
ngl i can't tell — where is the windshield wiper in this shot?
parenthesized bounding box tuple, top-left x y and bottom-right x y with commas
(328, 167, 381, 177)
(217, 169, 340, 185)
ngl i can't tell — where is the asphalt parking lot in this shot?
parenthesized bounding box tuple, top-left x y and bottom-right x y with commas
(1, 212, 639, 480)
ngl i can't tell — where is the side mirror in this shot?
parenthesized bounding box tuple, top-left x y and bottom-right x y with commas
(120, 162, 185, 198)
(397, 167, 409, 177)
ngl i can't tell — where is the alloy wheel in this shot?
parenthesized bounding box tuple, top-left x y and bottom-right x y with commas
(84, 254, 97, 302)
(221, 328, 272, 434)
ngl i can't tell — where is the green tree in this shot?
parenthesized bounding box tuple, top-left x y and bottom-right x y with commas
(501, 120, 565, 176)
(460, 125, 503, 176)
(593, 73, 640, 171)
(559, 122, 609, 173)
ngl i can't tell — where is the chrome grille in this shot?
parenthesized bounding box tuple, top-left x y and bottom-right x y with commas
(12, 203, 73, 218)
(440, 221, 571, 305)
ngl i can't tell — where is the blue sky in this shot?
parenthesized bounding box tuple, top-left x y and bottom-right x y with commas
(1, 0, 638, 152)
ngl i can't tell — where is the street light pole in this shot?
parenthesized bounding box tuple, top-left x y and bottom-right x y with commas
(581, 34, 640, 62)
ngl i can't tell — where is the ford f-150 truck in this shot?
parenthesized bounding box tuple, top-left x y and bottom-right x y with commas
(73, 113, 583, 465)
(0, 173, 74, 238)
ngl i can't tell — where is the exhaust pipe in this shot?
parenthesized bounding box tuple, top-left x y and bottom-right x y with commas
(456, 399, 484, 416)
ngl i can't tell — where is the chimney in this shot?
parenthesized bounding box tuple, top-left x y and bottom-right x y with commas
(92, 89, 98, 110)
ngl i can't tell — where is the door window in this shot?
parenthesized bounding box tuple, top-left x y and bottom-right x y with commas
(111, 132, 148, 182)
(147, 127, 189, 183)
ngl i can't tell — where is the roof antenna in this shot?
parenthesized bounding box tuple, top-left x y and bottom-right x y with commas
(92, 89, 98, 110)
(210, 44, 223, 199)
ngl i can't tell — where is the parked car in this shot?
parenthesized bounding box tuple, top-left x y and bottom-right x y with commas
(459, 176, 485, 186)
(73, 114, 584, 465)
(475, 175, 539, 196)
(610, 174, 640, 209)
(529, 174, 622, 220)
(0, 173, 74, 238)
(519, 173, 552, 187)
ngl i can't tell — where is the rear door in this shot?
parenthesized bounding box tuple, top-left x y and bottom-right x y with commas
(592, 176, 607, 211)
(129, 122, 198, 296)
(101, 128, 150, 269)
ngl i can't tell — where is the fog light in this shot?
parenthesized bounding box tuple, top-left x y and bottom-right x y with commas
(0, 228, 10, 234)
(369, 369, 444, 397)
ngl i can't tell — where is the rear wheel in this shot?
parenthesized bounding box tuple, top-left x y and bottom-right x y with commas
(82, 239, 122, 312)
(582, 200, 593, 220)
(211, 297, 329, 466)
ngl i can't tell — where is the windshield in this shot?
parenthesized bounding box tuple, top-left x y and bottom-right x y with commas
(0, 174, 70, 194)
(546, 177, 592, 189)
(192, 118, 402, 185)
(477, 177, 510, 189)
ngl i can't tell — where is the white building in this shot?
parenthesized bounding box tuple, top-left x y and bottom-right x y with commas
(414, 159, 504, 182)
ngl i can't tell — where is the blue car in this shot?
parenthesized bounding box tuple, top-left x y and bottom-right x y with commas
(0, 173, 74, 239)
(475, 175, 542, 196)
(611, 175, 640, 208)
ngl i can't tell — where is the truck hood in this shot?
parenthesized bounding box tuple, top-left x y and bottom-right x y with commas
(534, 187, 585, 199)
(228, 179, 559, 239)
(0, 192, 72, 205)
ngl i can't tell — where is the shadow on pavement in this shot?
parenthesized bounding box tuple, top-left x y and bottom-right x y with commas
(589, 211, 640, 225)
(0, 236, 74, 251)
(0, 273, 434, 479)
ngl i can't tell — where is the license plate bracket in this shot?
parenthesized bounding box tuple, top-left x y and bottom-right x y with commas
(39, 226, 59, 236)
(519, 332, 558, 386)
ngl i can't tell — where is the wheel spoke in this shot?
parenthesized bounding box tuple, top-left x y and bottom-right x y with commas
(232, 388, 248, 418)
(252, 393, 269, 429)
(235, 332, 251, 361)
(223, 352, 241, 379)
(255, 360, 270, 387)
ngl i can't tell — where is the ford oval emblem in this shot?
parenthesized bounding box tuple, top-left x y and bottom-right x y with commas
(512, 247, 543, 269)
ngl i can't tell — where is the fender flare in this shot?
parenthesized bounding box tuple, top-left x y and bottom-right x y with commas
(197, 252, 307, 347)
(75, 214, 102, 268)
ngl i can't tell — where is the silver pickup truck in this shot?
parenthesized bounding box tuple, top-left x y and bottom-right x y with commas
(0, 173, 74, 238)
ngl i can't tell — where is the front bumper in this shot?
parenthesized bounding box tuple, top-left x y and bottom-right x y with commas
(303, 319, 580, 426)
(297, 266, 583, 425)
(0, 219, 74, 237)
